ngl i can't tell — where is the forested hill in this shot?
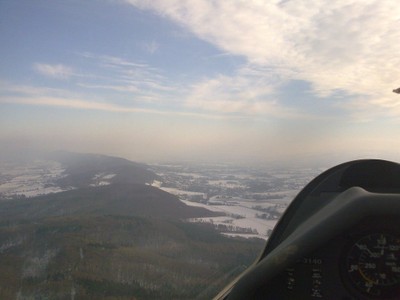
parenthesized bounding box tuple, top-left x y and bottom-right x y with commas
(0, 183, 216, 221)
(49, 151, 159, 188)
(0, 151, 263, 299)
(0, 151, 216, 220)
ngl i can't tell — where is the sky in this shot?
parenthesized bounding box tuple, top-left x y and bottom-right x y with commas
(1, 0, 400, 165)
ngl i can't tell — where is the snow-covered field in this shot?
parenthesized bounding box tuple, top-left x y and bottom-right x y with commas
(152, 163, 320, 240)
(172, 196, 291, 240)
(0, 160, 69, 198)
(0, 161, 119, 198)
(90, 173, 116, 187)
(1, 159, 320, 241)
(185, 202, 278, 239)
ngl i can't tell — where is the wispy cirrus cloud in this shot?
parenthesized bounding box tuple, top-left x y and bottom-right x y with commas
(33, 63, 75, 79)
(3, 95, 161, 114)
(142, 40, 160, 54)
(0, 81, 231, 119)
(77, 52, 182, 102)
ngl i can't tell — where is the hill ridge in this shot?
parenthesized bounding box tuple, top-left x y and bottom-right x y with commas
(0, 183, 217, 221)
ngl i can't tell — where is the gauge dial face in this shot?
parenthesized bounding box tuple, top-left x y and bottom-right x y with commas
(344, 233, 400, 298)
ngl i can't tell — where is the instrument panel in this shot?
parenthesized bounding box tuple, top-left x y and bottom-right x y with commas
(342, 232, 400, 299)
(254, 216, 400, 299)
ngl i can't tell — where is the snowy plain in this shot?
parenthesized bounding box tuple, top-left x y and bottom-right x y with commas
(152, 163, 321, 240)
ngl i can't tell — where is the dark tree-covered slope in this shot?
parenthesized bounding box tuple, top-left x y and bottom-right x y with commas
(49, 151, 159, 188)
(0, 215, 263, 299)
(0, 183, 217, 221)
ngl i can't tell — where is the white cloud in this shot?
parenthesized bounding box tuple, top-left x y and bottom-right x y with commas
(124, 0, 400, 119)
(185, 65, 301, 117)
(33, 63, 75, 79)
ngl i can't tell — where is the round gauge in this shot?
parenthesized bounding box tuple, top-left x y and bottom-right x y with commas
(343, 233, 400, 298)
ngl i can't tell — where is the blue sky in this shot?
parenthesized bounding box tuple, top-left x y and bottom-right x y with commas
(1, 0, 400, 165)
